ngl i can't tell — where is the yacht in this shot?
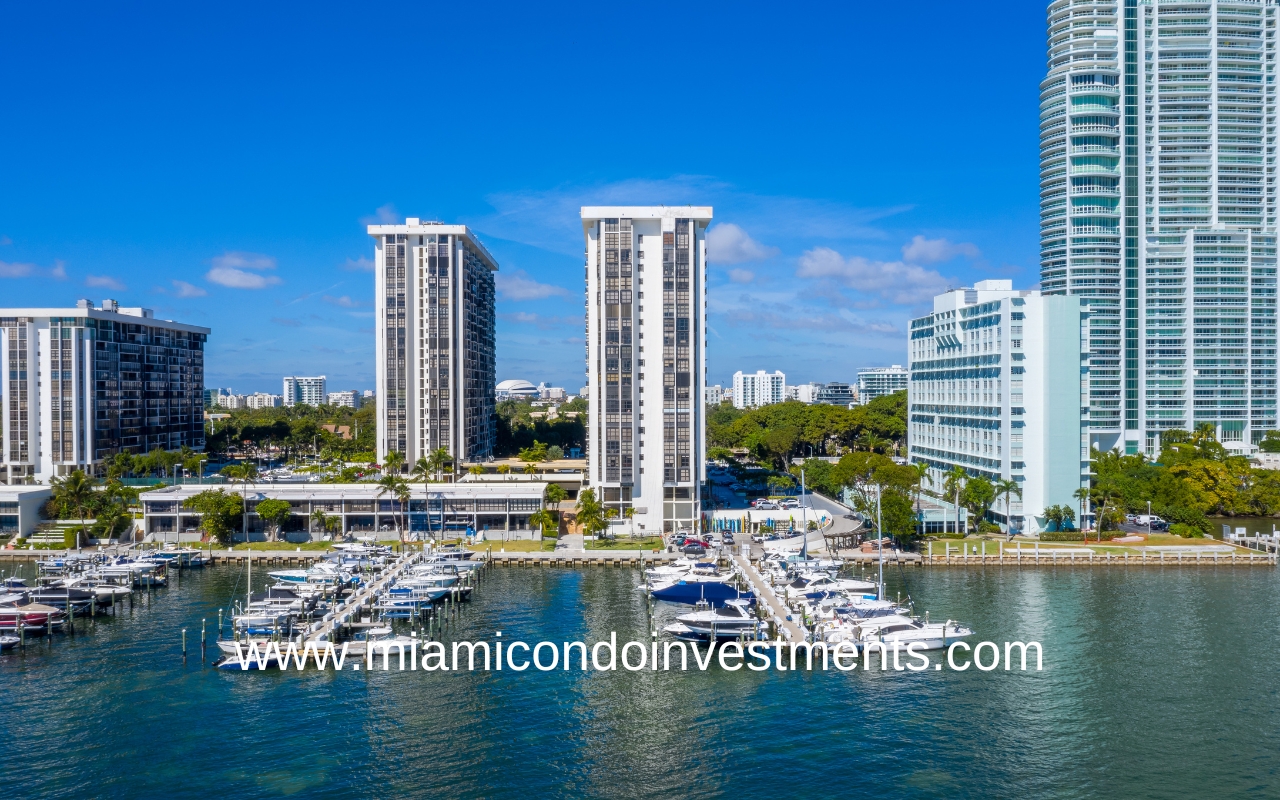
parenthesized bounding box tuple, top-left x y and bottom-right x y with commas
(672, 598, 761, 639)
(851, 615, 974, 651)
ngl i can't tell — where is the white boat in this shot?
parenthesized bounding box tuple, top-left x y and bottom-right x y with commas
(674, 598, 761, 639)
(852, 615, 973, 651)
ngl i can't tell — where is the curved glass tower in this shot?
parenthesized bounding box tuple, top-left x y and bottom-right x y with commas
(1040, 0, 1278, 456)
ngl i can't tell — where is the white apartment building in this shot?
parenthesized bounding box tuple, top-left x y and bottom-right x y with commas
(246, 392, 282, 409)
(857, 365, 909, 404)
(706, 384, 726, 406)
(1039, 0, 1279, 456)
(327, 390, 360, 409)
(282, 376, 326, 407)
(582, 206, 712, 534)
(787, 382, 820, 403)
(368, 219, 497, 469)
(908, 281, 1085, 534)
(216, 394, 246, 410)
(1, 301, 208, 485)
(732, 370, 785, 409)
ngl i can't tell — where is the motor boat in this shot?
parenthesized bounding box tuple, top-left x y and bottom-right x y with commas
(0, 634, 19, 651)
(0, 596, 67, 632)
(782, 572, 878, 599)
(673, 598, 761, 639)
(851, 615, 974, 651)
(649, 572, 754, 607)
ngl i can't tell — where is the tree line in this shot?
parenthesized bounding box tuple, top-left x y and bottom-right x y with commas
(205, 401, 377, 462)
(707, 392, 907, 470)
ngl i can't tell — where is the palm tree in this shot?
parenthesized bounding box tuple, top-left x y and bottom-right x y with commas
(623, 507, 636, 538)
(860, 433, 889, 454)
(52, 470, 96, 549)
(411, 456, 432, 485)
(943, 466, 968, 535)
(376, 474, 410, 543)
(1073, 486, 1092, 540)
(468, 465, 485, 477)
(529, 508, 557, 539)
(522, 462, 538, 476)
(995, 479, 1022, 537)
(221, 462, 259, 543)
(909, 462, 931, 539)
(497, 464, 512, 481)
(382, 450, 406, 476)
(426, 447, 452, 481)
(310, 507, 330, 539)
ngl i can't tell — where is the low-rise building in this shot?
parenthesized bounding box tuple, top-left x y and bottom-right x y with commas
(246, 393, 282, 409)
(217, 394, 247, 410)
(706, 384, 725, 406)
(908, 281, 1084, 534)
(0, 485, 52, 539)
(141, 482, 551, 542)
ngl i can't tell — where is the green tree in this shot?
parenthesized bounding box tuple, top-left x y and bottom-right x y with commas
(992, 478, 1022, 536)
(468, 465, 485, 477)
(376, 473, 410, 542)
(943, 466, 968, 533)
(382, 450, 406, 475)
(255, 498, 294, 542)
(183, 488, 244, 544)
(221, 462, 259, 543)
(960, 475, 996, 532)
(310, 507, 331, 538)
(51, 470, 96, 549)
(575, 488, 608, 541)
(518, 440, 550, 463)
(545, 484, 567, 506)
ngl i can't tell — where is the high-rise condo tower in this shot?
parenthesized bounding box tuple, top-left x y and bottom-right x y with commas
(581, 207, 712, 534)
(1039, 0, 1278, 456)
(368, 219, 497, 469)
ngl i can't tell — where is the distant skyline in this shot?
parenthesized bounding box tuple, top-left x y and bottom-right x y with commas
(0, 2, 1045, 393)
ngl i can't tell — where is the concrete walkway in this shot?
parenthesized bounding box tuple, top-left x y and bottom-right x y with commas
(555, 534, 585, 552)
(730, 552, 806, 642)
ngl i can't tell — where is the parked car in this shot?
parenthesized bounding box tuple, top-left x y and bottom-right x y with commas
(682, 544, 707, 556)
(756, 502, 780, 510)
(723, 532, 735, 545)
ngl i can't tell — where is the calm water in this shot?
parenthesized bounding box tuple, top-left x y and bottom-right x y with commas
(1, 561, 1278, 799)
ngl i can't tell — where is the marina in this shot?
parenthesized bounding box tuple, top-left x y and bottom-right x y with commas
(2, 559, 1278, 797)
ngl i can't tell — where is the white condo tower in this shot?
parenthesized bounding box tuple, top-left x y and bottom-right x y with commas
(1039, 0, 1278, 457)
(581, 206, 712, 535)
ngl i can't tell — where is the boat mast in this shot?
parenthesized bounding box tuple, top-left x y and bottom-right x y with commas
(876, 483, 884, 601)
(799, 469, 807, 561)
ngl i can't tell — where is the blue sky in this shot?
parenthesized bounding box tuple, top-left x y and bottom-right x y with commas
(0, 1, 1046, 393)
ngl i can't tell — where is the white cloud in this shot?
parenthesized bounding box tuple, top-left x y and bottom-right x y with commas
(207, 251, 281, 289)
(85, 274, 126, 291)
(342, 256, 374, 272)
(172, 280, 207, 297)
(797, 246, 949, 305)
(477, 176, 909, 257)
(707, 223, 779, 264)
(495, 270, 571, 301)
(1, 259, 65, 280)
(207, 268, 282, 289)
(361, 204, 401, 225)
(901, 235, 979, 265)
(323, 295, 367, 308)
(212, 251, 276, 271)
(728, 268, 755, 284)
(0, 260, 34, 278)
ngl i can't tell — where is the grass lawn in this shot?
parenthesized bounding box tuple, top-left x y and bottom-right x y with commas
(228, 541, 339, 552)
(587, 536, 665, 551)
(464, 539, 555, 553)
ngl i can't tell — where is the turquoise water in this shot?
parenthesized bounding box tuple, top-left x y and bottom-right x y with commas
(1, 563, 1278, 798)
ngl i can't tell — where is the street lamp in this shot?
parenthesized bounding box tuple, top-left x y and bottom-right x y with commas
(1147, 500, 1152, 537)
